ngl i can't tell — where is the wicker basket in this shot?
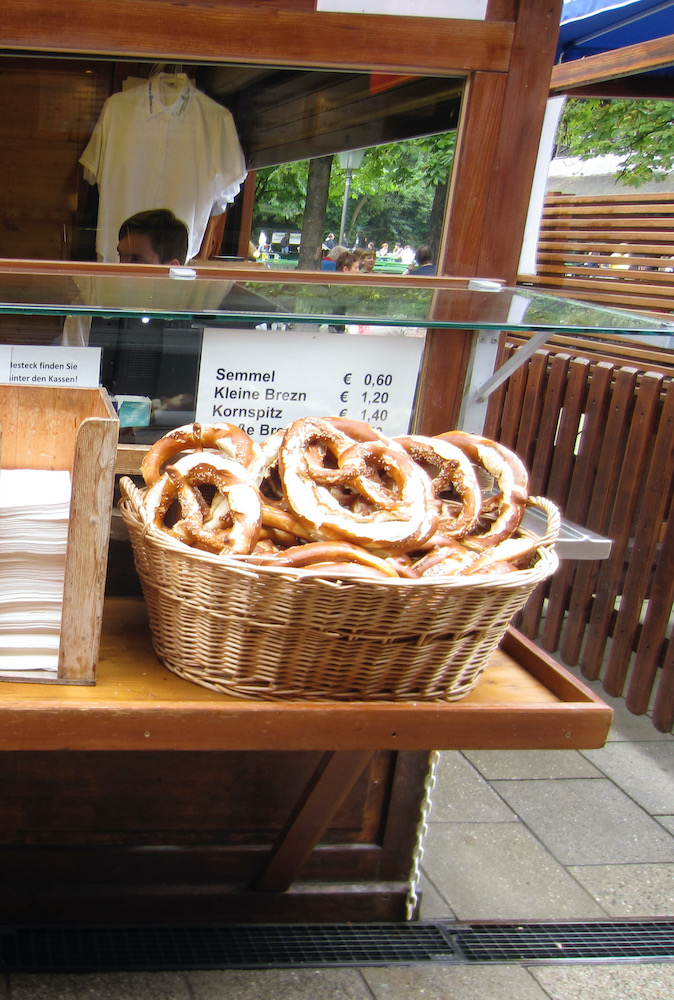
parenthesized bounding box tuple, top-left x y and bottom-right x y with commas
(119, 478, 559, 702)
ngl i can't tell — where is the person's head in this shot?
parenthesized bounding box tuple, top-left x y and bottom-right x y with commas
(415, 245, 434, 267)
(355, 247, 376, 272)
(335, 251, 360, 273)
(326, 244, 348, 262)
(117, 209, 189, 265)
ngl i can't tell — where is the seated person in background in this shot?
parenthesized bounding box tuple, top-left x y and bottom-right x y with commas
(321, 244, 348, 271)
(406, 244, 436, 276)
(355, 247, 376, 273)
(116, 208, 189, 265)
(335, 251, 361, 273)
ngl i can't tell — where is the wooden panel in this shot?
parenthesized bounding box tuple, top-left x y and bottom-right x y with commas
(474, 0, 563, 283)
(0, 59, 112, 260)
(0, 750, 391, 846)
(1, 1, 514, 76)
(551, 33, 674, 94)
(581, 372, 663, 688)
(520, 192, 674, 314)
(604, 380, 674, 694)
(562, 367, 640, 668)
(235, 72, 463, 168)
(0, 385, 112, 472)
(629, 499, 674, 720)
(488, 335, 674, 732)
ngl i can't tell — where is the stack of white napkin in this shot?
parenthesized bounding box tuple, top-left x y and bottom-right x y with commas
(0, 469, 71, 675)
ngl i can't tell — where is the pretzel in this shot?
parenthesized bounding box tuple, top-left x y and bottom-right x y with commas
(278, 417, 437, 550)
(133, 418, 544, 583)
(250, 540, 400, 578)
(140, 422, 260, 486)
(395, 435, 482, 538)
(142, 452, 262, 554)
(436, 431, 529, 548)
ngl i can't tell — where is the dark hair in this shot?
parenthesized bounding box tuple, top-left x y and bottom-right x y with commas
(335, 251, 359, 271)
(415, 244, 434, 267)
(118, 209, 189, 264)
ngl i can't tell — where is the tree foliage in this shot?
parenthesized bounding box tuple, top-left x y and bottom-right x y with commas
(253, 131, 456, 248)
(556, 98, 674, 186)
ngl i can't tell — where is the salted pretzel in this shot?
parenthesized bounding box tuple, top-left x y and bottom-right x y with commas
(140, 422, 260, 486)
(395, 435, 482, 538)
(131, 418, 547, 582)
(141, 452, 262, 554)
(278, 417, 438, 550)
(436, 430, 529, 549)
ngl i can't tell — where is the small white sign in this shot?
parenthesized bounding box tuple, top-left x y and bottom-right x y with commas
(4, 347, 101, 388)
(196, 328, 424, 439)
(316, 0, 487, 19)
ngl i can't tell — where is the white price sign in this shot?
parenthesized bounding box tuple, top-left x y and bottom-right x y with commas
(196, 328, 424, 438)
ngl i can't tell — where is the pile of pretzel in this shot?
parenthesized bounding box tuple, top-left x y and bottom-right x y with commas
(136, 417, 537, 581)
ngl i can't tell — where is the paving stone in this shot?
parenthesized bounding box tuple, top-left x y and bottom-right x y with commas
(657, 815, 674, 835)
(567, 862, 674, 916)
(418, 871, 456, 921)
(361, 963, 550, 1000)
(9, 972, 192, 1000)
(529, 961, 674, 1000)
(422, 822, 606, 921)
(187, 967, 372, 999)
(427, 752, 515, 823)
(464, 749, 602, 780)
(582, 742, 674, 814)
(492, 778, 674, 865)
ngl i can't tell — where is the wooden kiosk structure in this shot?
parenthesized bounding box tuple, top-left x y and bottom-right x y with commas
(0, 0, 616, 926)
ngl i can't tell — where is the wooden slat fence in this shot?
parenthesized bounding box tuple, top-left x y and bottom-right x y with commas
(485, 340, 674, 733)
(518, 191, 674, 315)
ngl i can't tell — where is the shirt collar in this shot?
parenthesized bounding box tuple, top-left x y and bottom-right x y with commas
(146, 78, 193, 119)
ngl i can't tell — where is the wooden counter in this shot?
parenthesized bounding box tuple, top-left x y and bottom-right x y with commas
(0, 598, 611, 752)
(0, 599, 612, 926)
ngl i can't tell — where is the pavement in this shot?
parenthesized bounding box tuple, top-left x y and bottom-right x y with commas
(3, 670, 673, 1000)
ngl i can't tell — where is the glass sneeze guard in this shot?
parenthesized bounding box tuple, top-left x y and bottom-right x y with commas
(0, 268, 673, 336)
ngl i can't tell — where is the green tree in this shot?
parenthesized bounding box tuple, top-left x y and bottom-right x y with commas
(253, 131, 457, 254)
(556, 98, 674, 186)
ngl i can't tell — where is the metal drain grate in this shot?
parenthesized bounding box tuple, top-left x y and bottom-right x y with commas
(0, 924, 456, 973)
(449, 921, 674, 964)
(0, 921, 672, 972)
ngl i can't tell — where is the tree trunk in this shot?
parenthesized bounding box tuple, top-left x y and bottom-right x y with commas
(298, 155, 334, 270)
(427, 179, 448, 266)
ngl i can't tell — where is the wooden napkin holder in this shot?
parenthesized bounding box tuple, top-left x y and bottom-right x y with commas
(0, 385, 118, 684)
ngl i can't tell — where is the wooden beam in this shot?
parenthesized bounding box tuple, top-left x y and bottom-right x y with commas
(551, 33, 674, 93)
(1, 0, 514, 76)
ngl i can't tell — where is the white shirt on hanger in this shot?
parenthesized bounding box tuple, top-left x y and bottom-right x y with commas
(80, 74, 247, 263)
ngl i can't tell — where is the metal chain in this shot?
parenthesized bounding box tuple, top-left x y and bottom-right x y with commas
(405, 749, 441, 920)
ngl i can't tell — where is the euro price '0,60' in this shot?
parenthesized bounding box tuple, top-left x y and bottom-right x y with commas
(362, 373, 393, 387)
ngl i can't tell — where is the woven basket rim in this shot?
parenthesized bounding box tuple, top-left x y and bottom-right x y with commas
(119, 477, 560, 593)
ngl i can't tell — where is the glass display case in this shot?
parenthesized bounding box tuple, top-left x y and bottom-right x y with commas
(1, 266, 672, 444)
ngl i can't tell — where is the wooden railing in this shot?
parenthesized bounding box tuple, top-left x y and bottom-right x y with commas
(485, 338, 674, 733)
(518, 191, 674, 315)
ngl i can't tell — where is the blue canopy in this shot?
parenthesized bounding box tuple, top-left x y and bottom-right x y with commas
(558, 0, 674, 62)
